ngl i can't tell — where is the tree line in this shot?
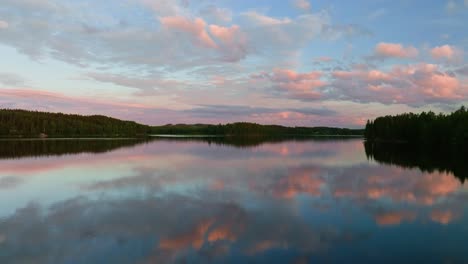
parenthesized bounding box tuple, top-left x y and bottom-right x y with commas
(150, 122, 363, 136)
(0, 109, 364, 138)
(365, 106, 468, 145)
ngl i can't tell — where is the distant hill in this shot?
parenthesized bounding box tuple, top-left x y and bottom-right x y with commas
(0, 109, 364, 138)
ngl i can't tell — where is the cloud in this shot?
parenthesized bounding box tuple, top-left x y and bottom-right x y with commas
(0, 20, 8, 29)
(454, 65, 468, 76)
(373, 42, 419, 59)
(85, 72, 187, 95)
(321, 24, 373, 40)
(292, 0, 311, 11)
(253, 68, 327, 100)
(240, 11, 292, 26)
(208, 24, 248, 62)
(199, 5, 233, 24)
(185, 104, 337, 119)
(430, 44, 463, 61)
(160, 16, 218, 48)
(0, 73, 26, 86)
(327, 63, 466, 106)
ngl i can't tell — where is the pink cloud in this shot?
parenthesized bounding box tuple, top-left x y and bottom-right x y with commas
(209, 24, 248, 61)
(159, 16, 249, 61)
(255, 68, 327, 100)
(332, 69, 391, 82)
(374, 42, 419, 58)
(160, 16, 217, 48)
(430, 45, 462, 61)
(209, 25, 241, 43)
(329, 63, 466, 105)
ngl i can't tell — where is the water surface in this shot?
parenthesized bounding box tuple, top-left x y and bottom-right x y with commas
(0, 138, 466, 263)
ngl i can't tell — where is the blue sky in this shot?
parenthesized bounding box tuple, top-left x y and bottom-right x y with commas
(0, 0, 467, 127)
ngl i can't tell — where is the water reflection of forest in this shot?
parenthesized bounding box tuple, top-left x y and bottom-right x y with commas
(364, 141, 468, 183)
(150, 135, 361, 148)
(0, 139, 152, 159)
(0, 136, 359, 159)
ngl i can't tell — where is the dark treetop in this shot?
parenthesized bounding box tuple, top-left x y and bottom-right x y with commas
(365, 106, 468, 145)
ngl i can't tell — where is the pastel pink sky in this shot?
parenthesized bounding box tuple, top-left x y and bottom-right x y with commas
(0, 0, 466, 127)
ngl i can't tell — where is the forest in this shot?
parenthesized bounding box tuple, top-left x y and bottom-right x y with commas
(0, 109, 150, 137)
(365, 106, 468, 145)
(0, 109, 363, 137)
(150, 123, 363, 136)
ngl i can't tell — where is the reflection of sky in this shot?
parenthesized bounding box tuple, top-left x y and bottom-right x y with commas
(0, 139, 467, 263)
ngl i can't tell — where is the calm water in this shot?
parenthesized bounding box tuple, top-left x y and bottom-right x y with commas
(0, 138, 467, 263)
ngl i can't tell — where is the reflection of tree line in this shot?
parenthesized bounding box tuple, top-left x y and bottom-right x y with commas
(0, 136, 359, 159)
(151, 136, 360, 148)
(364, 141, 468, 183)
(0, 139, 151, 159)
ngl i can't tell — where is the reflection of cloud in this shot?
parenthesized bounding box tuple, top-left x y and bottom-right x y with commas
(431, 210, 458, 225)
(0, 194, 355, 263)
(374, 211, 416, 226)
(273, 168, 323, 198)
(247, 240, 286, 254)
(207, 224, 238, 242)
(331, 166, 462, 205)
(0, 176, 22, 189)
(160, 218, 214, 250)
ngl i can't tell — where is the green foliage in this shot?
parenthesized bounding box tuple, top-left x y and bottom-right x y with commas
(0, 109, 150, 137)
(365, 106, 468, 145)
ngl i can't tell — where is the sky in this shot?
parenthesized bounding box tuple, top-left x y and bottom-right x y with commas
(0, 0, 467, 128)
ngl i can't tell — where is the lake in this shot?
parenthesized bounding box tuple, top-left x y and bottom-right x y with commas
(0, 138, 466, 263)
